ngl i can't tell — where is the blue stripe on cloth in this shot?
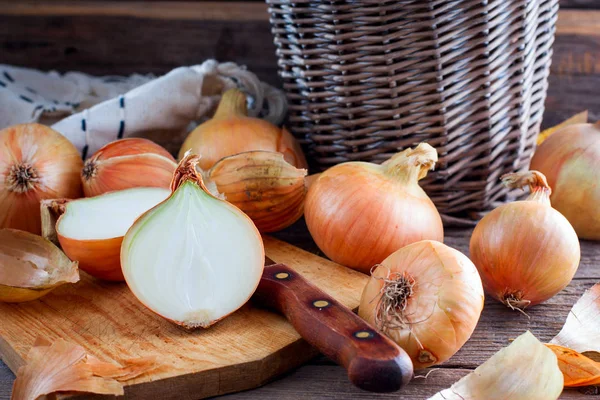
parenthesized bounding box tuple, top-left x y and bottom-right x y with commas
(3, 71, 14, 82)
(117, 120, 125, 139)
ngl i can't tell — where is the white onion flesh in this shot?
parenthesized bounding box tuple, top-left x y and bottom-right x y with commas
(57, 187, 170, 240)
(121, 181, 264, 328)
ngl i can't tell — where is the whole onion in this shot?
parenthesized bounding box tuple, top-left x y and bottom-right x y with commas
(305, 143, 443, 273)
(0, 124, 82, 234)
(359, 240, 484, 368)
(470, 171, 580, 309)
(530, 122, 600, 239)
(178, 88, 307, 170)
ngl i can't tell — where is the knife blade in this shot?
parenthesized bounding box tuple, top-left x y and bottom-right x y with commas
(252, 257, 413, 393)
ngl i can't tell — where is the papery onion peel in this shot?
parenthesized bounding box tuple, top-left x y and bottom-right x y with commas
(11, 337, 156, 400)
(428, 331, 563, 400)
(0, 229, 78, 303)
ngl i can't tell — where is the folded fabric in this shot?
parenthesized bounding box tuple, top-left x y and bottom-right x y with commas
(0, 61, 286, 158)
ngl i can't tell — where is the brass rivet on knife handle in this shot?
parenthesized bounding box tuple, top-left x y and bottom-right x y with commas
(256, 263, 414, 392)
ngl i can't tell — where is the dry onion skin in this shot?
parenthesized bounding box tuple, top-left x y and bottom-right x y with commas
(54, 187, 170, 281)
(11, 337, 156, 400)
(121, 153, 264, 329)
(0, 123, 83, 234)
(358, 240, 484, 368)
(546, 344, 600, 388)
(0, 229, 79, 302)
(470, 171, 580, 310)
(305, 143, 443, 273)
(428, 331, 563, 400)
(81, 138, 177, 197)
(530, 122, 600, 240)
(205, 151, 307, 232)
(551, 283, 600, 353)
(178, 88, 307, 170)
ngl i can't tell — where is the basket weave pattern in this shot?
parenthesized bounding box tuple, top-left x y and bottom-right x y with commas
(267, 0, 559, 222)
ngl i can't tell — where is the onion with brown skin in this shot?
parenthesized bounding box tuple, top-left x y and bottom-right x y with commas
(305, 143, 443, 273)
(178, 88, 307, 170)
(205, 151, 307, 233)
(0, 229, 79, 303)
(0, 124, 83, 234)
(470, 170, 580, 310)
(359, 240, 484, 369)
(81, 138, 177, 197)
(530, 122, 600, 240)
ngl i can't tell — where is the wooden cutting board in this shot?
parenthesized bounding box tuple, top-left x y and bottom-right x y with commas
(0, 236, 368, 399)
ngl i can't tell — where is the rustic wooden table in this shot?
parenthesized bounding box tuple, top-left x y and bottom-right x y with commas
(1, 1, 600, 399)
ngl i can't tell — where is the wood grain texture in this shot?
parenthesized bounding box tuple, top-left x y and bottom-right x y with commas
(0, 237, 368, 399)
(1, 2, 600, 399)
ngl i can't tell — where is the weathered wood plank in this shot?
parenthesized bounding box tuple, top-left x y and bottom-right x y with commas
(1, 6, 599, 84)
(0, 1, 269, 21)
(559, 0, 599, 9)
(222, 364, 596, 399)
(0, 10, 279, 85)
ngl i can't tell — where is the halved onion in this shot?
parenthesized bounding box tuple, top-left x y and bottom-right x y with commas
(0, 229, 79, 302)
(121, 153, 264, 328)
(55, 187, 170, 281)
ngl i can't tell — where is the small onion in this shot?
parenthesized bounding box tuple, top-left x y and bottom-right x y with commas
(81, 138, 177, 197)
(470, 171, 580, 309)
(530, 122, 600, 239)
(0, 123, 83, 234)
(178, 88, 307, 170)
(205, 151, 307, 232)
(305, 143, 443, 273)
(359, 240, 484, 368)
(0, 229, 79, 302)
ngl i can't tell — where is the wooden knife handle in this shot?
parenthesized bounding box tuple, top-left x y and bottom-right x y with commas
(254, 264, 414, 393)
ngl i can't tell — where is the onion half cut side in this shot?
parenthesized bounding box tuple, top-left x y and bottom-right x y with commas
(56, 187, 170, 281)
(121, 154, 265, 329)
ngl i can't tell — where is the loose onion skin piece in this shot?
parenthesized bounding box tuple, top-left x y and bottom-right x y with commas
(82, 138, 177, 197)
(359, 240, 484, 369)
(470, 171, 580, 309)
(530, 122, 600, 240)
(0, 123, 83, 234)
(178, 88, 307, 170)
(429, 331, 563, 400)
(206, 151, 307, 232)
(0, 229, 79, 303)
(305, 143, 443, 273)
(121, 153, 265, 329)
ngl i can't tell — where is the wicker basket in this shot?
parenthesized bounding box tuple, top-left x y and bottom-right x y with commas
(266, 0, 559, 224)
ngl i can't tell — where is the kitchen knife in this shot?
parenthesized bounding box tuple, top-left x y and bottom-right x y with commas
(252, 258, 414, 393)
